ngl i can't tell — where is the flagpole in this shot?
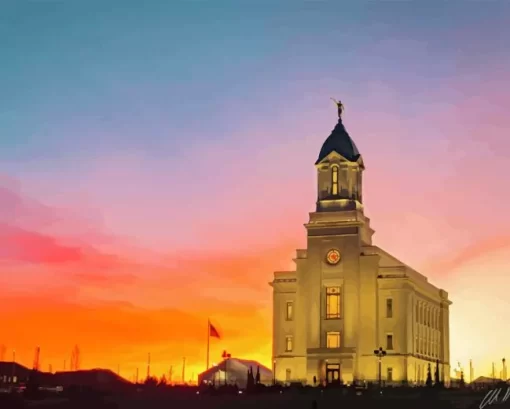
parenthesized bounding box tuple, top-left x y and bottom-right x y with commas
(206, 318, 210, 370)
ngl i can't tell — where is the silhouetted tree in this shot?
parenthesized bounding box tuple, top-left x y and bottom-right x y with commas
(144, 376, 158, 387)
(460, 371, 465, 388)
(426, 363, 433, 387)
(434, 359, 441, 387)
(158, 374, 167, 386)
(313, 375, 317, 386)
(256, 366, 261, 384)
(247, 367, 255, 391)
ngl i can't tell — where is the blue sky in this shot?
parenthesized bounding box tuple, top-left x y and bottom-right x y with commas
(1, 1, 509, 166)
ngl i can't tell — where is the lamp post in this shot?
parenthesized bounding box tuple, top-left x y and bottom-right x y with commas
(373, 347, 386, 389)
(273, 359, 276, 385)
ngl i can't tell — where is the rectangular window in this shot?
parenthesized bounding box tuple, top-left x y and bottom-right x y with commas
(285, 336, 293, 352)
(286, 302, 293, 321)
(326, 331, 341, 348)
(332, 167, 339, 195)
(387, 367, 393, 382)
(386, 298, 393, 318)
(326, 287, 341, 319)
(386, 334, 393, 350)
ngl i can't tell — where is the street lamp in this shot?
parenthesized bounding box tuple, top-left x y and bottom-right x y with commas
(373, 347, 386, 389)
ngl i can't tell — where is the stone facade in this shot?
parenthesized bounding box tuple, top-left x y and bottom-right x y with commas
(270, 118, 451, 386)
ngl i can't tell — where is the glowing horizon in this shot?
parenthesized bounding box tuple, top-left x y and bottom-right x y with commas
(1, 1, 510, 383)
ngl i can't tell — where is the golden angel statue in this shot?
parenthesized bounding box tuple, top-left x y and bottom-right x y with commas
(330, 98, 344, 119)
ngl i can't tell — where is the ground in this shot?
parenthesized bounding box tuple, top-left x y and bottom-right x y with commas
(2, 386, 508, 409)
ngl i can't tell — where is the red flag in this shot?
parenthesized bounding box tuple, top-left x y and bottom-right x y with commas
(209, 322, 220, 339)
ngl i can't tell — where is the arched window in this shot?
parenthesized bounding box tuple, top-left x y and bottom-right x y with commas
(331, 166, 339, 195)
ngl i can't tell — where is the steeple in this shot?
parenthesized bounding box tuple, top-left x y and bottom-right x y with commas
(315, 100, 364, 212)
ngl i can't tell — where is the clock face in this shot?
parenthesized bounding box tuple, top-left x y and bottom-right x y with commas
(326, 249, 341, 265)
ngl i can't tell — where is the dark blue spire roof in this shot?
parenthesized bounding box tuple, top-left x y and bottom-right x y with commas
(315, 118, 360, 164)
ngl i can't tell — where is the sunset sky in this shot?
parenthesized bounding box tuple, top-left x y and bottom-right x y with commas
(1, 1, 509, 382)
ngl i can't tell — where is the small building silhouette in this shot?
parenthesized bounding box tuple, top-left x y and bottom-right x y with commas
(0, 361, 31, 385)
(198, 358, 272, 388)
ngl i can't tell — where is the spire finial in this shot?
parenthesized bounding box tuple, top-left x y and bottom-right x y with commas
(330, 98, 344, 120)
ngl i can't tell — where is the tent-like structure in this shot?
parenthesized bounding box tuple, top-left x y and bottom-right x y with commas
(198, 358, 272, 388)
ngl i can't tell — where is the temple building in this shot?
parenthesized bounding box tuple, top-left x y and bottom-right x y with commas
(270, 104, 451, 386)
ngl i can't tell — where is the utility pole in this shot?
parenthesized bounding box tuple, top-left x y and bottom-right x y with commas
(374, 347, 387, 390)
(12, 350, 16, 381)
(169, 366, 173, 384)
(70, 345, 80, 371)
(147, 353, 151, 380)
(469, 359, 473, 383)
(503, 358, 507, 381)
(135, 367, 139, 384)
(182, 357, 186, 385)
(33, 346, 40, 371)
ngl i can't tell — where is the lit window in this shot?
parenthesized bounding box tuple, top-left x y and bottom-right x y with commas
(286, 302, 293, 321)
(331, 166, 339, 195)
(326, 331, 341, 348)
(387, 367, 393, 382)
(386, 334, 393, 350)
(386, 298, 393, 318)
(285, 336, 293, 352)
(326, 287, 341, 319)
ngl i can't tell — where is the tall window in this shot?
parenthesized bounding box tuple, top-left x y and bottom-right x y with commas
(326, 331, 341, 348)
(386, 298, 393, 318)
(386, 334, 393, 350)
(331, 166, 339, 195)
(286, 302, 294, 321)
(387, 367, 393, 382)
(285, 336, 293, 352)
(326, 287, 341, 319)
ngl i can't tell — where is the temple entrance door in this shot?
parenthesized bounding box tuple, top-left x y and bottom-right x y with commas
(326, 364, 340, 385)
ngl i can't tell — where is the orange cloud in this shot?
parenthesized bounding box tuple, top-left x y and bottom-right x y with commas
(0, 184, 289, 380)
(0, 224, 84, 264)
(422, 235, 510, 277)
